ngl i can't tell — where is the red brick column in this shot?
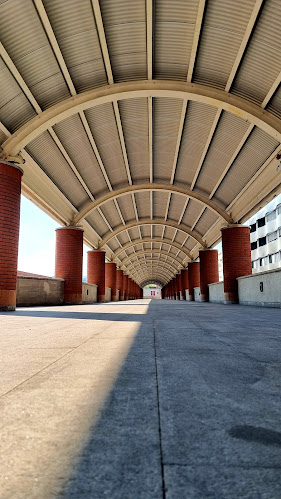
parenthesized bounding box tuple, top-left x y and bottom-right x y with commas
(55, 226, 83, 304)
(181, 269, 189, 300)
(128, 278, 132, 299)
(199, 249, 219, 302)
(171, 278, 176, 299)
(116, 269, 123, 301)
(123, 274, 128, 300)
(0, 163, 23, 311)
(87, 250, 105, 302)
(188, 262, 200, 301)
(176, 273, 182, 300)
(105, 262, 117, 301)
(221, 225, 252, 303)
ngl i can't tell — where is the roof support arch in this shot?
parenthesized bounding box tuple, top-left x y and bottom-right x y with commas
(120, 250, 184, 268)
(98, 219, 206, 248)
(128, 260, 178, 276)
(3, 80, 281, 158)
(131, 268, 174, 283)
(126, 257, 180, 273)
(72, 183, 230, 225)
(113, 237, 192, 260)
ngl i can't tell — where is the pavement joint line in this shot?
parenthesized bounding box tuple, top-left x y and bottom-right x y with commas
(0, 316, 125, 400)
(153, 320, 166, 499)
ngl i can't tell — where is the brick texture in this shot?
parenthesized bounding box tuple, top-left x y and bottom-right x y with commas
(87, 250, 105, 302)
(0, 163, 23, 311)
(222, 226, 252, 303)
(188, 262, 200, 301)
(181, 269, 189, 297)
(105, 262, 117, 300)
(55, 227, 83, 304)
(199, 249, 219, 302)
(116, 269, 123, 300)
(123, 274, 128, 300)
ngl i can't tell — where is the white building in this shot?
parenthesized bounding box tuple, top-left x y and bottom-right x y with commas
(246, 194, 281, 273)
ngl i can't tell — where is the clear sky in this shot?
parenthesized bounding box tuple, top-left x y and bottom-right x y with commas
(18, 196, 89, 277)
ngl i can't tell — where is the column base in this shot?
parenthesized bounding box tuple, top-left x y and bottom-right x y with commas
(0, 289, 16, 311)
(224, 292, 238, 304)
(97, 295, 105, 303)
(64, 293, 82, 304)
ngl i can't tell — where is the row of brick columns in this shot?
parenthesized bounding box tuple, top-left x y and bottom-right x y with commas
(162, 226, 252, 304)
(0, 162, 251, 310)
(57, 239, 142, 304)
(56, 237, 142, 304)
(0, 162, 142, 310)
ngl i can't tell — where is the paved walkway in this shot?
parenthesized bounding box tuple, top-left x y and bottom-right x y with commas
(1, 299, 281, 498)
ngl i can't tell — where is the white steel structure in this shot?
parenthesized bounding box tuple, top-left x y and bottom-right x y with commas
(248, 194, 281, 273)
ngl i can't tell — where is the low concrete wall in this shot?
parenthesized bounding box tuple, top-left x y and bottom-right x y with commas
(105, 287, 111, 302)
(238, 268, 281, 308)
(82, 283, 98, 304)
(185, 289, 190, 301)
(208, 282, 224, 304)
(16, 276, 64, 307)
(194, 287, 201, 302)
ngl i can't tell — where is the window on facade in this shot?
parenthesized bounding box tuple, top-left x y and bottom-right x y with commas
(259, 258, 264, 266)
(267, 231, 278, 243)
(251, 241, 257, 250)
(258, 236, 266, 246)
(252, 260, 259, 269)
(269, 254, 273, 264)
(257, 217, 266, 227)
(250, 223, 256, 233)
(277, 204, 281, 215)
(266, 210, 276, 222)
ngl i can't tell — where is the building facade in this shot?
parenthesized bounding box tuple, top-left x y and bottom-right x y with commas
(247, 194, 281, 273)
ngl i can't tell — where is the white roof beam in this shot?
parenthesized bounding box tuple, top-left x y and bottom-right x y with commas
(187, 0, 206, 82)
(225, 0, 264, 92)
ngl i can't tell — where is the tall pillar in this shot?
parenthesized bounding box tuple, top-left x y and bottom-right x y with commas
(221, 225, 252, 303)
(181, 268, 189, 300)
(123, 274, 128, 300)
(176, 273, 182, 300)
(171, 278, 176, 299)
(116, 268, 123, 301)
(199, 249, 219, 302)
(188, 262, 200, 301)
(87, 249, 105, 302)
(105, 262, 117, 301)
(55, 226, 83, 304)
(128, 278, 132, 299)
(0, 163, 23, 311)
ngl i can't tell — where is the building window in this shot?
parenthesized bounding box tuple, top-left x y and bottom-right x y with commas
(250, 223, 256, 233)
(258, 236, 266, 247)
(269, 254, 273, 264)
(266, 210, 276, 222)
(251, 241, 258, 250)
(257, 217, 266, 228)
(260, 258, 264, 266)
(277, 204, 281, 215)
(267, 231, 278, 243)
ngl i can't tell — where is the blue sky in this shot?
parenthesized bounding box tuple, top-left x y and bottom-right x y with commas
(18, 196, 89, 276)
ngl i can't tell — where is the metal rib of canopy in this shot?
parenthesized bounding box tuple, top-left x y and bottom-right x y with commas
(0, 0, 280, 286)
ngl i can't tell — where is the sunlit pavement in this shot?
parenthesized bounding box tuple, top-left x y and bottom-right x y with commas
(1, 299, 281, 498)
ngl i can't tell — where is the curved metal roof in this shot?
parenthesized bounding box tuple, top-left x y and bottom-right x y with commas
(0, 0, 280, 285)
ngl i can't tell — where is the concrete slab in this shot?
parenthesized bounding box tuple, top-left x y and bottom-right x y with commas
(0, 299, 281, 498)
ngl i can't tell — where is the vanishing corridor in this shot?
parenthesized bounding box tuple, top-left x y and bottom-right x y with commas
(1, 299, 281, 498)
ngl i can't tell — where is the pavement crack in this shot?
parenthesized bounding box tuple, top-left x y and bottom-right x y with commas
(153, 321, 166, 499)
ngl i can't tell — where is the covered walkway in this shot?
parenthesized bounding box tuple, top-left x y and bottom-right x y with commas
(1, 299, 281, 498)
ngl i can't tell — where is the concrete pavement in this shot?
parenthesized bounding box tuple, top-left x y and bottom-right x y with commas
(1, 299, 281, 498)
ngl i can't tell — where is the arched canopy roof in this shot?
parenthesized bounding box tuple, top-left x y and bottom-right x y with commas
(0, 0, 280, 286)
